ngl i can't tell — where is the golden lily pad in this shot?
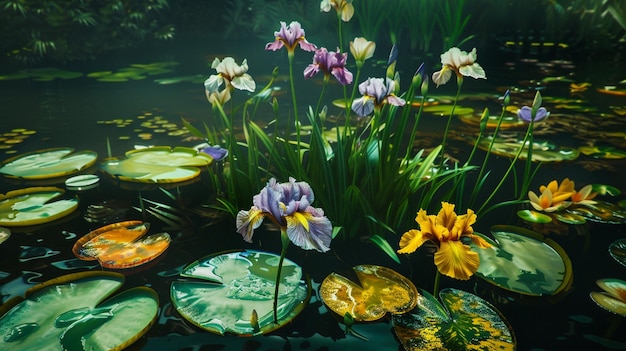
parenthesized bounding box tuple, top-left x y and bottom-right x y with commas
(100, 146, 212, 183)
(579, 145, 626, 159)
(0, 148, 98, 179)
(470, 225, 573, 296)
(609, 239, 626, 268)
(459, 114, 525, 129)
(590, 278, 626, 316)
(566, 200, 626, 224)
(423, 105, 475, 116)
(171, 250, 310, 336)
(0, 271, 158, 351)
(0, 187, 78, 227)
(597, 86, 626, 97)
(319, 265, 418, 322)
(479, 136, 579, 162)
(393, 288, 516, 351)
(72, 221, 170, 269)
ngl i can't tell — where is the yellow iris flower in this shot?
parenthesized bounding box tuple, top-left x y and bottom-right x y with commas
(397, 202, 491, 280)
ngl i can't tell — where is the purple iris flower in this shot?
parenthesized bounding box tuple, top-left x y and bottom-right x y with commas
(236, 177, 332, 252)
(351, 77, 406, 116)
(518, 106, 549, 122)
(303, 47, 353, 85)
(199, 144, 228, 161)
(265, 21, 317, 54)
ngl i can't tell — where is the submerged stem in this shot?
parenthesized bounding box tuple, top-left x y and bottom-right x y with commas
(273, 229, 290, 324)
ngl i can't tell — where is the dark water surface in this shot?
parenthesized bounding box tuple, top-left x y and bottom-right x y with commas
(1, 34, 626, 351)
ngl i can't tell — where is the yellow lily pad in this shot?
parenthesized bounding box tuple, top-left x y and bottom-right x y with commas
(319, 265, 418, 322)
(0, 148, 98, 179)
(0, 271, 158, 351)
(100, 146, 212, 183)
(0, 187, 78, 227)
(393, 288, 515, 351)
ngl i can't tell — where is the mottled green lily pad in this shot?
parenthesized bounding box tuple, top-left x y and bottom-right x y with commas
(609, 239, 626, 268)
(319, 265, 418, 322)
(517, 209, 553, 223)
(479, 136, 579, 162)
(100, 146, 212, 183)
(0, 187, 78, 227)
(0, 226, 10, 244)
(592, 184, 621, 196)
(0, 148, 98, 179)
(423, 105, 475, 116)
(553, 211, 587, 224)
(579, 145, 626, 159)
(459, 114, 525, 129)
(0, 271, 158, 351)
(171, 250, 310, 336)
(590, 278, 626, 316)
(470, 225, 573, 296)
(393, 288, 515, 351)
(567, 200, 626, 224)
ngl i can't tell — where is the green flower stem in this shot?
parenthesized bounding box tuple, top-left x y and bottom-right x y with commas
(433, 269, 441, 297)
(273, 229, 290, 324)
(287, 52, 303, 177)
(439, 76, 463, 168)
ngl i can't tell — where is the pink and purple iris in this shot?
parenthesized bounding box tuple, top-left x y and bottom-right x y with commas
(265, 21, 317, 54)
(236, 177, 332, 252)
(303, 47, 353, 85)
(351, 77, 406, 116)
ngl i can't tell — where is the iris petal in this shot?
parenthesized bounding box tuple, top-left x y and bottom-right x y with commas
(434, 241, 480, 280)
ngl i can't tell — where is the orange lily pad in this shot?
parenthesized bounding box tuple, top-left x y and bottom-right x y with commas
(319, 265, 418, 322)
(0, 187, 78, 227)
(0, 271, 158, 351)
(590, 278, 626, 316)
(0, 148, 98, 179)
(72, 220, 170, 269)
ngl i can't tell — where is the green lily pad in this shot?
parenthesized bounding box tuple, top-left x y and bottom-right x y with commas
(566, 200, 626, 224)
(517, 209, 553, 223)
(100, 146, 212, 183)
(0, 148, 98, 179)
(0, 226, 10, 244)
(0, 187, 78, 227)
(609, 239, 626, 268)
(0, 271, 158, 351)
(553, 211, 587, 224)
(479, 136, 579, 162)
(459, 114, 525, 129)
(171, 250, 310, 336)
(393, 288, 515, 351)
(423, 105, 475, 116)
(470, 225, 573, 296)
(579, 145, 626, 159)
(590, 278, 626, 317)
(592, 184, 621, 196)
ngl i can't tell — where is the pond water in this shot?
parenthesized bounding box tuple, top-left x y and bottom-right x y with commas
(1, 10, 626, 351)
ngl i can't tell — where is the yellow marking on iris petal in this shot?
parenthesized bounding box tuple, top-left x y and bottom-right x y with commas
(292, 211, 310, 232)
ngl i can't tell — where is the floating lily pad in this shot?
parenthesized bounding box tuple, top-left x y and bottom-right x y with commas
(459, 114, 525, 129)
(590, 278, 626, 316)
(0, 187, 78, 227)
(393, 288, 516, 351)
(597, 86, 626, 97)
(566, 200, 626, 224)
(319, 265, 418, 322)
(423, 105, 475, 116)
(0, 148, 98, 179)
(609, 239, 626, 268)
(0, 271, 158, 351)
(517, 209, 553, 223)
(171, 250, 310, 336)
(100, 146, 212, 183)
(553, 211, 587, 224)
(579, 145, 626, 159)
(592, 184, 621, 196)
(479, 136, 579, 162)
(410, 96, 440, 107)
(72, 220, 170, 269)
(0, 226, 10, 244)
(470, 225, 573, 296)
